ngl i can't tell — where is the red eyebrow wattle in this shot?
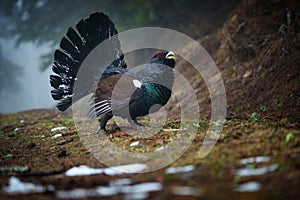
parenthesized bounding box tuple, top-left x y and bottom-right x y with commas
(155, 51, 163, 57)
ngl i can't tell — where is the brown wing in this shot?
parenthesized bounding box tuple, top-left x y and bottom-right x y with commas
(89, 74, 140, 117)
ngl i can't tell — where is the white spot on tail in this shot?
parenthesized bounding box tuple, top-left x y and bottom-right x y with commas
(133, 79, 142, 88)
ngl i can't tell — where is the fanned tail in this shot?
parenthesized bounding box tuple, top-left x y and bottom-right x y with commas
(50, 12, 126, 111)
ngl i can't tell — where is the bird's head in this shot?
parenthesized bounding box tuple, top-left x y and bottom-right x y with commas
(149, 50, 176, 68)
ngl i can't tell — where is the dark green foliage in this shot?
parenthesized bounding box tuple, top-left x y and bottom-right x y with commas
(0, 0, 240, 70)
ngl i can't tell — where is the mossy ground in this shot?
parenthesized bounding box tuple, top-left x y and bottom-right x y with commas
(0, 109, 299, 199)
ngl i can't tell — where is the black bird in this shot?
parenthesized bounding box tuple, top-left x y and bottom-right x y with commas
(50, 12, 176, 132)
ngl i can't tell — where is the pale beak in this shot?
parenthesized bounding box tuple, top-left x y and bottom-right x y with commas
(166, 51, 176, 61)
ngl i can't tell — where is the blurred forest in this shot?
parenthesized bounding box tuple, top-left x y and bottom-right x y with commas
(0, 0, 241, 113)
(0, 0, 240, 69)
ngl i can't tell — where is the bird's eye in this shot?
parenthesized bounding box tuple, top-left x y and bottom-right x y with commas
(155, 51, 163, 58)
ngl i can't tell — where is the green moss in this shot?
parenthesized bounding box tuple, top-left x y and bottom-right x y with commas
(277, 102, 284, 109)
(0, 165, 29, 173)
(285, 133, 294, 144)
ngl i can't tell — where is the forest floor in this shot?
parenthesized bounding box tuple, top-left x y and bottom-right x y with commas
(1, 0, 300, 199)
(0, 109, 299, 199)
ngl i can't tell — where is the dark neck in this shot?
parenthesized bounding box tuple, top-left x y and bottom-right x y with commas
(134, 63, 174, 88)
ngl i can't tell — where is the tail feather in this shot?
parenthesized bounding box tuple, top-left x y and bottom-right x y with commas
(50, 12, 126, 111)
(50, 74, 63, 88)
(59, 36, 82, 62)
(54, 50, 78, 70)
(65, 27, 86, 58)
(52, 61, 76, 78)
(57, 98, 72, 111)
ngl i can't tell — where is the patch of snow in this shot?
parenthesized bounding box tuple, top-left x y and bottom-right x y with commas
(121, 182, 162, 193)
(155, 146, 165, 151)
(51, 133, 62, 139)
(65, 165, 103, 176)
(240, 156, 271, 165)
(3, 176, 53, 195)
(56, 182, 162, 199)
(235, 181, 262, 192)
(104, 163, 147, 175)
(65, 163, 147, 177)
(166, 165, 195, 174)
(236, 164, 278, 177)
(130, 141, 139, 147)
(51, 127, 67, 132)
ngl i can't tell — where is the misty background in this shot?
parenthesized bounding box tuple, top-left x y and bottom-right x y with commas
(0, 0, 240, 113)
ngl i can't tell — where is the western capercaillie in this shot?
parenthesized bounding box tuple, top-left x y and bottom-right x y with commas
(50, 12, 176, 133)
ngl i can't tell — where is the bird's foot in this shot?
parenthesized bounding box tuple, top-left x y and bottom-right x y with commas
(96, 127, 106, 134)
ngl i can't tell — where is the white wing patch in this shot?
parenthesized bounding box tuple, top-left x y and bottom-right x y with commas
(133, 79, 142, 88)
(88, 99, 112, 119)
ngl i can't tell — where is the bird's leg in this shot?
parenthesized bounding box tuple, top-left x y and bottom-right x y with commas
(96, 127, 105, 134)
(129, 118, 146, 130)
(97, 112, 113, 134)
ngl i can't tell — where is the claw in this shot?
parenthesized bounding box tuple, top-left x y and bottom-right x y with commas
(96, 127, 106, 134)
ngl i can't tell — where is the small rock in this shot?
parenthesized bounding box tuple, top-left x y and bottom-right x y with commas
(27, 143, 36, 149)
(62, 130, 76, 136)
(5, 154, 15, 158)
(154, 139, 162, 145)
(112, 132, 128, 137)
(57, 149, 67, 157)
(225, 113, 236, 120)
(285, 123, 295, 128)
(56, 138, 73, 145)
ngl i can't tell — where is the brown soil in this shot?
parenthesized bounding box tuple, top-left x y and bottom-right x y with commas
(175, 0, 300, 121)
